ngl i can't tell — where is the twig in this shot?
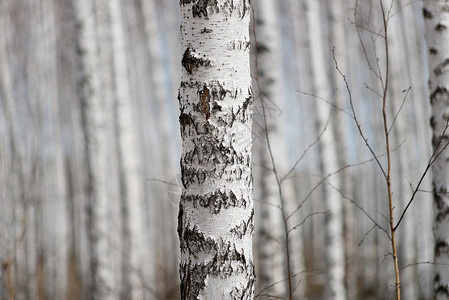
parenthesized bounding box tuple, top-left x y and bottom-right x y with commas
(333, 47, 387, 180)
(394, 120, 449, 230)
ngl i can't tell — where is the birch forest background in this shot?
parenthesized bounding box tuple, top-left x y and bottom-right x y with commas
(0, 0, 445, 299)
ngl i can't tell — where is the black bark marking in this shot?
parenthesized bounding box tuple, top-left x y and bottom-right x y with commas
(199, 86, 211, 119)
(230, 209, 254, 238)
(178, 203, 184, 239)
(436, 23, 447, 31)
(187, 0, 250, 19)
(433, 181, 449, 224)
(200, 27, 212, 33)
(435, 273, 449, 296)
(231, 263, 255, 299)
(211, 101, 222, 115)
(432, 134, 449, 149)
(430, 116, 437, 129)
(435, 207, 449, 224)
(434, 182, 449, 210)
(242, 0, 249, 18)
(180, 113, 195, 128)
(180, 0, 195, 4)
(435, 238, 449, 257)
(243, 96, 252, 110)
(182, 48, 211, 74)
(434, 186, 449, 222)
(181, 132, 249, 188)
(180, 80, 204, 89)
(430, 87, 449, 105)
(430, 47, 439, 55)
(423, 7, 433, 19)
(210, 84, 228, 100)
(180, 260, 205, 299)
(434, 59, 449, 76)
(184, 190, 246, 213)
(179, 226, 254, 298)
(192, 0, 218, 18)
(256, 43, 270, 54)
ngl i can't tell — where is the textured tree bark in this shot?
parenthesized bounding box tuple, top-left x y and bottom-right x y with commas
(178, 1, 255, 299)
(423, 1, 449, 298)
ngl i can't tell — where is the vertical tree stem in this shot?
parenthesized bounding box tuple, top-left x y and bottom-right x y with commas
(380, 1, 400, 299)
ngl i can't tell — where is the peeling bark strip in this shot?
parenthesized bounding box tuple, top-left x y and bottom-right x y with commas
(178, 0, 254, 299)
(424, 1, 449, 298)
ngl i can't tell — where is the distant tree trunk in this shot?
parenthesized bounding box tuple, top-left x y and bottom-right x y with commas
(177, 1, 255, 298)
(423, 2, 449, 298)
(140, 0, 180, 294)
(304, 0, 347, 298)
(386, 2, 418, 298)
(400, 2, 433, 298)
(54, 0, 86, 297)
(252, 0, 294, 298)
(109, 0, 146, 298)
(74, 0, 122, 297)
(287, 3, 325, 296)
(327, 0, 357, 297)
(35, 1, 69, 297)
(0, 4, 30, 297)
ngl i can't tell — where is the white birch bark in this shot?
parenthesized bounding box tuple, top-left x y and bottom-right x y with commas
(178, 1, 255, 298)
(423, 1, 449, 298)
(304, 0, 347, 298)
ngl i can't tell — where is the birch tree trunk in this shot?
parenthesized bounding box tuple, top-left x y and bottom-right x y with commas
(109, 0, 146, 297)
(252, 0, 288, 297)
(140, 1, 180, 293)
(327, 0, 357, 297)
(423, 1, 449, 298)
(178, 1, 255, 298)
(304, 0, 347, 298)
(400, 2, 433, 298)
(54, 0, 86, 297)
(74, 0, 122, 297)
(0, 4, 31, 297)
